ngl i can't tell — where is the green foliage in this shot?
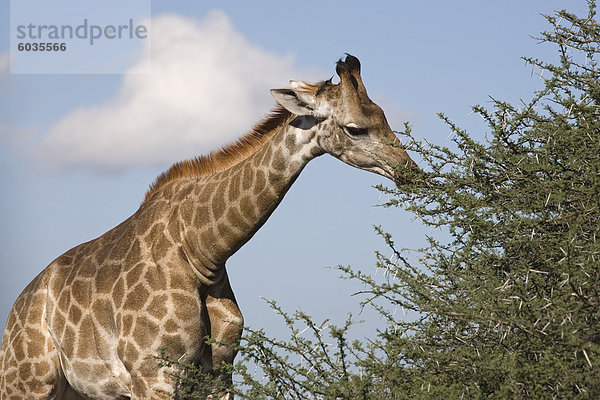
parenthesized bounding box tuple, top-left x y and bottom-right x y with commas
(232, 301, 370, 399)
(165, 3, 600, 398)
(157, 348, 233, 399)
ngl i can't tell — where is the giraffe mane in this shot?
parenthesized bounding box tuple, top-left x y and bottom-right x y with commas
(294, 79, 333, 96)
(143, 105, 293, 203)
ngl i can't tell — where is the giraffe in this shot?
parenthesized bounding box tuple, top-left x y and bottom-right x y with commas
(0, 54, 416, 399)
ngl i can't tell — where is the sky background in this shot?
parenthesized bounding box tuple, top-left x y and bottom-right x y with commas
(0, 1, 587, 342)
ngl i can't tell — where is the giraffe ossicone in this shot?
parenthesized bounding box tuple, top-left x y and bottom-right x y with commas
(0, 54, 416, 399)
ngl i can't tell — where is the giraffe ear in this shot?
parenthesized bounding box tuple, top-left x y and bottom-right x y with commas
(270, 88, 315, 116)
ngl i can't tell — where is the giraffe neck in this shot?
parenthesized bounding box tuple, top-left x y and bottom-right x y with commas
(167, 116, 324, 280)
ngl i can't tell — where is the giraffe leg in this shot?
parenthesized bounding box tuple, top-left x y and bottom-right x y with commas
(204, 270, 244, 399)
(0, 331, 65, 400)
(0, 281, 71, 400)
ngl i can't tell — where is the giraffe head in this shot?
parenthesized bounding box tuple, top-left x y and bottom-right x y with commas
(271, 54, 417, 184)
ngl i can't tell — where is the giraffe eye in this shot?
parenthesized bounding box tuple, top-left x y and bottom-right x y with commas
(343, 125, 368, 137)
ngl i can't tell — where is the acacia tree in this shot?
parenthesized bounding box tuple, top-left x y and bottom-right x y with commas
(168, 3, 600, 398)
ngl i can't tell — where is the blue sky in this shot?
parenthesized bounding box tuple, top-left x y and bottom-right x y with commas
(0, 1, 583, 340)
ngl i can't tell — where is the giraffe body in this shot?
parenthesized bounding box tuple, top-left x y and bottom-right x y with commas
(0, 55, 415, 399)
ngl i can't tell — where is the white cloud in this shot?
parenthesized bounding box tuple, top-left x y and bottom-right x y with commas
(39, 11, 306, 170)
